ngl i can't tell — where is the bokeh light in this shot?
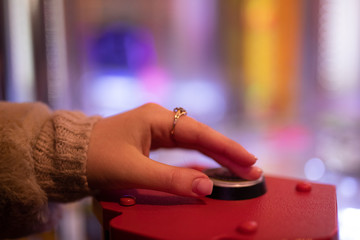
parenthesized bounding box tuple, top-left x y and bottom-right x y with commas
(304, 157, 326, 181)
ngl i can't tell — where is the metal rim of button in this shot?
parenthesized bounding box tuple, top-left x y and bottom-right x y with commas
(204, 167, 264, 188)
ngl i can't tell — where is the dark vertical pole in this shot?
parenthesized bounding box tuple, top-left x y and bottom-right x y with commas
(30, 0, 49, 104)
(300, 0, 320, 124)
(0, 0, 7, 100)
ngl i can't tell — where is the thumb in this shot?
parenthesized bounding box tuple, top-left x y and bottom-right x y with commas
(135, 157, 213, 197)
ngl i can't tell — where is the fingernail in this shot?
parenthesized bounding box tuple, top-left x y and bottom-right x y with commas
(192, 178, 213, 196)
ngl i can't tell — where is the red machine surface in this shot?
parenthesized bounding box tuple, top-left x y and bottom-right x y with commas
(93, 175, 338, 240)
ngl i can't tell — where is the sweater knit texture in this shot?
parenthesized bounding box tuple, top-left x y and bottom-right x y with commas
(0, 101, 101, 238)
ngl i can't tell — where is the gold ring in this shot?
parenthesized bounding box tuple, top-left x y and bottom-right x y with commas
(170, 107, 187, 137)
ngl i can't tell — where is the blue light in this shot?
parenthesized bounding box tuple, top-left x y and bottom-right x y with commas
(91, 25, 156, 72)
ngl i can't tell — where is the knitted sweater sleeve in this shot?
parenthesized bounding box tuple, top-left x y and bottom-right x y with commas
(0, 101, 101, 238)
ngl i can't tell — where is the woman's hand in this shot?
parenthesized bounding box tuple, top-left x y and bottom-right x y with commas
(86, 103, 261, 197)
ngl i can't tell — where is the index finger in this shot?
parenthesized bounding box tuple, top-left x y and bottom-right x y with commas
(172, 115, 258, 167)
(147, 104, 258, 169)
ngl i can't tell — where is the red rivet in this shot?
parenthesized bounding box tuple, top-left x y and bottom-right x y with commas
(119, 195, 136, 206)
(296, 181, 312, 192)
(236, 220, 258, 234)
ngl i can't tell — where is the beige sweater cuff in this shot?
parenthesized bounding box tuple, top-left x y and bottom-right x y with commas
(33, 110, 101, 202)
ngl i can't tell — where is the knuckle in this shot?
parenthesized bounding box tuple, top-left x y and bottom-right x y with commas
(141, 102, 162, 111)
(166, 168, 183, 192)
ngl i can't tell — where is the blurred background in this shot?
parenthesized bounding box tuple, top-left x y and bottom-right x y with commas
(1, 0, 360, 239)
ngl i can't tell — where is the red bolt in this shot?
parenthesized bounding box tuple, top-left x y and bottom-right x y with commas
(119, 195, 136, 206)
(296, 181, 312, 192)
(236, 220, 258, 234)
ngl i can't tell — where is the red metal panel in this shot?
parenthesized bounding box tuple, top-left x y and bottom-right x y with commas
(95, 176, 338, 240)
